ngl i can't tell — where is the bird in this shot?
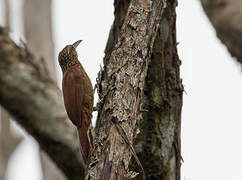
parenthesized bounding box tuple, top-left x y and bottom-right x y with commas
(58, 40, 93, 165)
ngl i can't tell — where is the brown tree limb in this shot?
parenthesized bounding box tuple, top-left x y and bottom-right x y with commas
(87, 0, 176, 179)
(0, 27, 85, 180)
(201, 0, 242, 64)
(98, 0, 182, 179)
(131, 1, 183, 179)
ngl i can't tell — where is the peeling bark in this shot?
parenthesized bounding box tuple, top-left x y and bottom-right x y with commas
(87, 0, 182, 179)
(0, 27, 85, 180)
(201, 0, 242, 64)
(134, 2, 183, 179)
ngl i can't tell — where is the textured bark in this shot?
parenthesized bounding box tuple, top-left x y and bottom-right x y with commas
(87, 0, 182, 179)
(23, 0, 66, 179)
(105, 1, 182, 179)
(104, 0, 131, 63)
(135, 2, 182, 179)
(0, 1, 23, 179)
(201, 0, 242, 64)
(0, 27, 85, 180)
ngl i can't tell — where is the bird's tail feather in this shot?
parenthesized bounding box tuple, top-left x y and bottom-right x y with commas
(78, 125, 91, 165)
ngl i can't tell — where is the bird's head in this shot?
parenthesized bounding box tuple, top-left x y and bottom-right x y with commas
(58, 40, 82, 72)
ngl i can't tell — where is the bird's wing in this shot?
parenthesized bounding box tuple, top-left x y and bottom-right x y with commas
(62, 68, 92, 164)
(62, 69, 84, 127)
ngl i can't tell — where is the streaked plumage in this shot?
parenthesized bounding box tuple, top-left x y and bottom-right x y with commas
(58, 40, 93, 165)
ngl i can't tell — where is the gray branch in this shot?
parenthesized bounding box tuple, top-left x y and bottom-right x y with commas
(0, 27, 85, 180)
(201, 0, 242, 64)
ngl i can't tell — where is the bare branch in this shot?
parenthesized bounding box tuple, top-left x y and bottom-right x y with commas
(201, 0, 242, 64)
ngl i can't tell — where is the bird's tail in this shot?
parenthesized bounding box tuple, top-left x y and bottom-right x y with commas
(78, 125, 91, 166)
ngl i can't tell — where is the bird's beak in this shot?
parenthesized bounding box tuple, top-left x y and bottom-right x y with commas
(72, 40, 82, 49)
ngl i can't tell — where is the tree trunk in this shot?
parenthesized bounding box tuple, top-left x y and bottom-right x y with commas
(135, 2, 182, 180)
(87, 0, 182, 179)
(23, 0, 66, 179)
(200, 0, 242, 64)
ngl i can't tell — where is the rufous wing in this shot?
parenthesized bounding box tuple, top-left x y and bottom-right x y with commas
(62, 68, 91, 165)
(62, 69, 84, 127)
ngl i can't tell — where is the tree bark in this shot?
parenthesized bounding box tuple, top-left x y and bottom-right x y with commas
(200, 0, 242, 64)
(135, 2, 182, 179)
(106, 1, 182, 179)
(23, 0, 66, 179)
(0, 27, 84, 180)
(87, 0, 182, 179)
